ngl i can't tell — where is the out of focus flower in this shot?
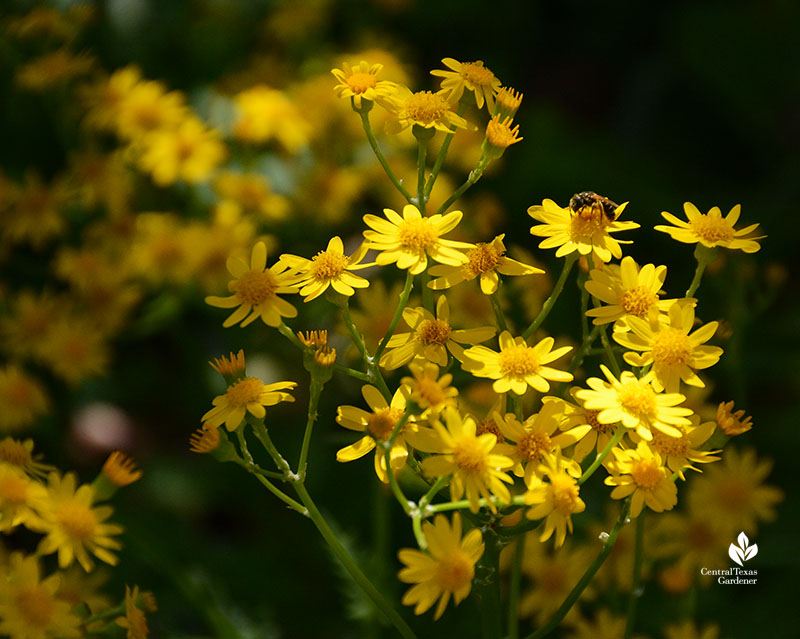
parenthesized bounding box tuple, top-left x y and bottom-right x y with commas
(716, 400, 753, 436)
(15, 49, 93, 91)
(232, 86, 310, 152)
(0, 366, 49, 433)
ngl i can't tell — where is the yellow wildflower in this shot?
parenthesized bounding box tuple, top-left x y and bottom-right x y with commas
(189, 427, 221, 454)
(647, 415, 720, 479)
(80, 65, 143, 132)
(15, 49, 93, 91)
(543, 393, 606, 463)
(114, 78, 187, 141)
(331, 60, 397, 107)
(604, 442, 678, 517)
(0, 366, 49, 432)
(430, 58, 502, 111)
(0, 437, 55, 479)
(115, 585, 152, 639)
(37, 316, 109, 385)
(655, 202, 764, 253)
(101, 452, 142, 487)
(664, 621, 721, 639)
(232, 86, 310, 152)
(716, 400, 753, 436)
(202, 376, 296, 432)
(0, 462, 48, 532)
(383, 86, 473, 133)
(400, 362, 459, 417)
(213, 171, 288, 220)
(1, 172, 71, 249)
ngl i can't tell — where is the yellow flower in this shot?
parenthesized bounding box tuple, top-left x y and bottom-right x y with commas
(400, 362, 459, 417)
(1, 172, 71, 249)
(0, 462, 47, 532)
(543, 393, 607, 463)
(568, 608, 627, 639)
(584, 256, 675, 327)
(0, 437, 55, 479)
(604, 442, 678, 517)
(213, 171, 288, 220)
(205, 241, 300, 327)
(36, 473, 123, 571)
(0, 366, 49, 433)
(655, 202, 764, 253)
(209, 349, 247, 382)
(0, 290, 62, 361)
(614, 303, 723, 393)
(664, 621, 721, 639)
(462, 331, 573, 396)
(37, 317, 110, 385)
(528, 197, 639, 263)
(525, 449, 586, 547)
(383, 86, 473, 134)
(484, 115, 522, 153)
(331, 60, 397, 107)
(101, 452, 142, 488)
(189, 427, 221, 454)
(232, 86, 310, 152)
(279, 236, 371, 301)
(335, 386, 412, 483)
(647, 415, 720, 480)
(363, 203, 472, 275)
(494, 86, 523, 119)
(575, 366, 692, 440)
(202, 376, 296, 431)
(15, 49, 93, 91)
(397, 513, 484, 619)
(81, 65, 142, 132)
(115, 585, 152, 639)
(430, 58, 502, 111)
(650, 511, 730, 574)
(0, 553, 82, 639)
(114, 78, 187, 141)
(716, 400, 752, 436)
(414, 407, 514, 513)
(137, 117, 226, 186)
(380, 295, 496, 369)
(428, 234, 544, 295)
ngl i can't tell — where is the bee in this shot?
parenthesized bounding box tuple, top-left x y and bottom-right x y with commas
(569, 191, 620, 222)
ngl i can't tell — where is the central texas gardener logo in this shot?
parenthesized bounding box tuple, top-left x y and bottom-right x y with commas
(728, 531, 758, 566)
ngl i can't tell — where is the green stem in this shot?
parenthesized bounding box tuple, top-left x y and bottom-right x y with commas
(475, 527, 503, 639)
(600, 326, 621, 377)
(250, 418, 294, 477)
(374, 270, 415, 362)
(359, 106, 414, 203)
(417, 136, 427, 210)
(342, 301, 392, 400)
(419, 476, 449, 509)
(523, 254, 577, 340)
(428, 494, 527, 514)
(297, 379, 323, 481)
(685, 244, 719, 298)
(508, 533, 525, 639)
(489, 290, 509, 332)
(578, 427, 624, 485)
(277, 321, 305, 349)
(230, 457, 289, 482)
(383, 411, 413, 515)
(523, 501, 631, 639)
(294, 482, 418, 639)
(624, 512, 646, 639)
(425, 101, 467, 197)
(434, 165, 485, 216)
(335, 364, 371, 382)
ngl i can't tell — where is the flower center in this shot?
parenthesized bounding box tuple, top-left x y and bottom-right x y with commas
(416, 319, 451, 345)
(569, 210, 610, 238)
(404, 91, 450, 125)
(367, 408, 402, 440)
(224, 377, 263, 406)
(486, 117, 521, 148)
(499, 345, 539, 377)
(57, 501, 97, 541)
(310, 250, 348, 281)
(346, 72, 377, 94)
(454, 437, 489, 473)
(0, 440, 31, 467)
(651, 329, 692, 366)
(584, 409, 611, 433)
(233, 270, 278, 305)
(16, 586, 54, 628)
(617, 381, 656, 419)
(397, 217, 438, 250)
(690, 215, 734, 243)
(630, 459, 663, 490)
(460, 62, 495, 87)
(550, 474, 581, 515)
(716, 478, 750, 512)
(0, 473, 28, 504)
(476, 419, 504, 441)
(416, 377, 447, 407)
(620, 286, 658, 317)
(5, 378, 35, 407)
(651, 431, 689, 457)
(687, 520, 716, 551)
(517, 431, 551, 462)
(465, 242, 502, 276)
(435, 549, 474, 592)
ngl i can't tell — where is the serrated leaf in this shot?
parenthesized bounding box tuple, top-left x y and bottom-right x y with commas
(729, 543, 744, 566)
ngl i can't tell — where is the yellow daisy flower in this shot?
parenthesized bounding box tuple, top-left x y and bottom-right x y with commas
(462, 331, 573, 396)
(525, 449, 586, 547)
(0, 437, 55, 479)
(430, 58, 502, 111)
(0, 462, 47, 532)
(232, 86, 310, 152)
(414, 407, 514, 513)
(528, 197, 639, 263)
(428, 234, 544, 295)
(279, 236, 370, 302)
(397, 513, 484, 620)
(383, 85, 473, 134)
(101, 451, 143, 488)
(36, 473, 123, 571)
(575, 366, 692, 441)
(380, 295, 496, 369)
(584, 256, 675, 327)
(542, 393, 607, 463)
(646, 415, 720, 480)
(114, 78, 187, 141)
(362, 203, 472, 275)
(205, 241, 300, 328)
(0, 365, 49, 433)
(654, 202, 764, 253)
(400, 362, 459, 417)
(335, 385, 413, 484)
(715, 400, 752, 436)
(613, 303, 723, 393)
(115, 585, 153, 639)
(604, 442, 678, 518)
(0, 553, 82, 639)
(202, 376, 296, 431)
(331, 60, 397, 107)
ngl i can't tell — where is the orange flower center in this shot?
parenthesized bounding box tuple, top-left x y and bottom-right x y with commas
(416, 377, 447, 407)
(233, 270, 278, 305)
(454, 436, 489, 473)
(4, 378, 35, 407)
(584, 409, 611, 433)
(687, 520, 716, 551)
(617, 381, 656, 419)
(57, 501, 97, 541)
(397, 217, 438, 250)
(16, 586, 54, 628)
(476, 419, 504, 441)
(346, 72, 377, 94)
(465, 242, 502, 276)
(435, 549, 474, 592)
(651, 328, 692, 366)
(620, 286, 658, 316)
(517, 431, 551, 462)
(651, 431, 689, 457)
(550, 474, 582, 515)
(460, 62, 495, 87)
(499, 345, 539, 377)
(416, 319, 451, 345)
(715, 477, 750, 512)
(310, 250, 348, 281)
(690, 215, 734, 243)
(224, 377, 263, 406)
(630, 459, 663, 490)
(404, 91, 450, 125)
(367, 407, 403, 440)
(0, 473, 28, 504)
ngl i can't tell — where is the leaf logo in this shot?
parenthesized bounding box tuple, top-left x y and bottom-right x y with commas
(728, 531, 758, 566)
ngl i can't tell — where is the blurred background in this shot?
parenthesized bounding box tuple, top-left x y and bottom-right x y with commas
(0, 0, 797, 637)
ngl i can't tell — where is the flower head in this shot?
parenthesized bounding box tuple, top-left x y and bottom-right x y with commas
(202, 376, 296, 431)
(101, 452, 142, 488)
(647, 416, 720, 480)
(205, 241, 300, 328)
(0, 462, 48, 532)
(232, 86, 310, 152)
(528, 197, 639, 263)
(0, 438, 55, 479)
(431, 58, 502, 111)
(604, 442, 678, 517)
(462, 331, 573, 396)
(655, 203, 764, 253)
(400, 362, 459, 417)
(0, 365, 49, 433)
(331, 60, 397, 107)
(115, 585, 154, 639)
(397, 513, 484, 619)
(716, 400, 753, 436)
(383, 86, 473, 133)
(189, 427, 221, 454)
(363, 203, 472, 275)
(209, 349, 247, 382)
